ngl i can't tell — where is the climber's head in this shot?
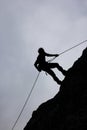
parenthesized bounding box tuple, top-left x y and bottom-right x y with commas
(38, 48, 45, 54)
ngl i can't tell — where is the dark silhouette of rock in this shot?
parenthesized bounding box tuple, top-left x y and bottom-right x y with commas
(24, 48, 87, 130)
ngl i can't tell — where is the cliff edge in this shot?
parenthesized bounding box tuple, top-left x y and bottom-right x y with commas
(24, 48, 87, 130)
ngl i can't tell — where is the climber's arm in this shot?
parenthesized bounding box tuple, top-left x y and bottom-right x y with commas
(34, 58, 41, 72)
(34, 60, 38, 69)
(45, 52, 59, 57)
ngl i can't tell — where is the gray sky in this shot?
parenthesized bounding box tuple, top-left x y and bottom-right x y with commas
(0, 0, 87, 130)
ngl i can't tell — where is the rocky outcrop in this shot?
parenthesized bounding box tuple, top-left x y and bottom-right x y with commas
(24, 48, 87, 130)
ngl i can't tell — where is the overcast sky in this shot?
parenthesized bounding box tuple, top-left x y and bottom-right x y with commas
(0, 0, 87, 130)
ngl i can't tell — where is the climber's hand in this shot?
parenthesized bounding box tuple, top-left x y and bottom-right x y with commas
(37, 67, 41, 72)
(55, 54, 59, 57)
(36, 65, 41, 72)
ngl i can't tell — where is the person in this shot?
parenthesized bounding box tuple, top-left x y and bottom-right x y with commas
(34, 48, 66, 85)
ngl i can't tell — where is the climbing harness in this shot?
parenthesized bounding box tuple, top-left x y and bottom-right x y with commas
(12, 39, 87, 130)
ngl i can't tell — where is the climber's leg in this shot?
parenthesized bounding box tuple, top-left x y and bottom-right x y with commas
(48, 63, 67, 76)
(45, 69, 62, 85)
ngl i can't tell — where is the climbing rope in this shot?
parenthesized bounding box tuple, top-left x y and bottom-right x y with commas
(48, 39, 87, 62)
(12, 39, 87, 130)
(12, 72, 40, 130)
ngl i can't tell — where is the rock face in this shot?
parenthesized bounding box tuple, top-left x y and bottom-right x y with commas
(24, 48, 87, 130)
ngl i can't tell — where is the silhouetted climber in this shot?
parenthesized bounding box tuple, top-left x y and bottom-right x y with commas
(34, 48, 66, 85)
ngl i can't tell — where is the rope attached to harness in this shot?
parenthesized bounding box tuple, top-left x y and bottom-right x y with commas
(12, 72, 40, 130)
